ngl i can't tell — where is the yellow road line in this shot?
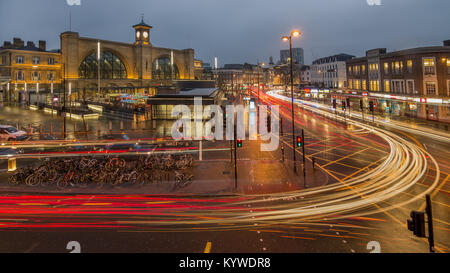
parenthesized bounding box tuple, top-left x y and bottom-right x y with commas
(203, 241, 212, 253)
(342, 156, 387, 181)
(419, 174, 450, 211)
(17, 203, 47, 206)
(280, 235, 316, 240)
(322, 147, 372, 168)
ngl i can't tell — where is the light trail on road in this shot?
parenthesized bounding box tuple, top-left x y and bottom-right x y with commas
(0, 91, 441, 232)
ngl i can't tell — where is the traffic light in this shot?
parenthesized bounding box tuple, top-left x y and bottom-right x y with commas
(296, 136, 303, 148)
(237, 139, 243, 148)
(407, 211, 426, 238)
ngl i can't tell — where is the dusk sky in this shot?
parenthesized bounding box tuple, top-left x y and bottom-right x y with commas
(1, 0, 449, 66)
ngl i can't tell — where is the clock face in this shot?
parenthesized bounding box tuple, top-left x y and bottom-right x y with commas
(136, 31, 141, 39)
(143, 31, 148, 39)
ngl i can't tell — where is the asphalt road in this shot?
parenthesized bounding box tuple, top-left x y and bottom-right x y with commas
(0, 93, 448, 253)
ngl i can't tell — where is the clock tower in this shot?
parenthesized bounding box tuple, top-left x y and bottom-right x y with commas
(133, 17, 152, 45)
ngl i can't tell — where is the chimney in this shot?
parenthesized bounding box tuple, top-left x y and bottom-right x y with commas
(3, 41, 12, 49)
(26, 41, 35, 48)
(13, 38, 24, 49)
(38, 40, 46, 51)
(444, 40, 450, 47)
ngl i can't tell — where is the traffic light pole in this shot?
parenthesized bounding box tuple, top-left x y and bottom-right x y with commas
(230, 140, 233, 163)
(301, 129, 306, 187)
(360, 99, 365, 122)
(289, 37, 297, 174)
(280, 117, 285, 162)
(407, 194, 435, 253)
(372, 109, 374, 124)
(233, 117, 238, 190)
(426, 194, 435, 253)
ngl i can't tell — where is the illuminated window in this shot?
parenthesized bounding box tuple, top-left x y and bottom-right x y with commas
(348, 66, 352, 75)
(31, 71, 40, 81)
(348, 79, 353, 89)
(16, 70, 24, 81)
(16, 56, 24, 64)
(152, 56, 180, 80)
(79, 51, 127, 79)
(384, 80, 390, 92)
(447, 59, 450, 74)
(355, 80, 360, 90)
(425, 82, 436, 95)
(370, 80, 380, 91)
(361, 65, 366, 75)
(423, 58, 435, 75)
(407, 60, 413, 73)
(362, 80, 367, 90)
(47, 71, 55, 81)
(384, 63, 389, 75)
(393, 61, 403, 74)
(32, 56, 40, 65)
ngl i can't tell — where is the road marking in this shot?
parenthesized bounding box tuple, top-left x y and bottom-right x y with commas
(280, 235, 316, 240)
(321, 147, 371, 168)
(81, 203, 111, 206)
(418, 174, 450, 212)
(203, 241, 212, 253)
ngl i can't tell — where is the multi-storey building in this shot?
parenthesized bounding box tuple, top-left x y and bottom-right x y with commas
(345, 41, 450, 122)
(216, 63, 268, 92)
(311, 54, 354, 88)
(300, 65, 311, 85)
(0, 18, 197, 104)
(280, 48, 304, 66)
(0, 38, 62, 102)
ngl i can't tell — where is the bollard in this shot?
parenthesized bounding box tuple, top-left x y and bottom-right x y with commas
(8, 158, 16, 172)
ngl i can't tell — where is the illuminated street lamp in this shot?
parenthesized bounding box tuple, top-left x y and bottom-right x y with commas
(282, 30, 301, 174)
(97, 41, 101, 100)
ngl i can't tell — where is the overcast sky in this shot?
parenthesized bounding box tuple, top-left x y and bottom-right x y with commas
(0, 0, 449, 66)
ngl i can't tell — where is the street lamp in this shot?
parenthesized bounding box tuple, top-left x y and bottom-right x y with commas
(282, 30, 301, 174)
(257, 62, 265, 104)
(97, 41, 101, 101)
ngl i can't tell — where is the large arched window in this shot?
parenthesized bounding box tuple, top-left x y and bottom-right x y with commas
(152, 57, 179, 80)
(79, 51, 127, 79)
